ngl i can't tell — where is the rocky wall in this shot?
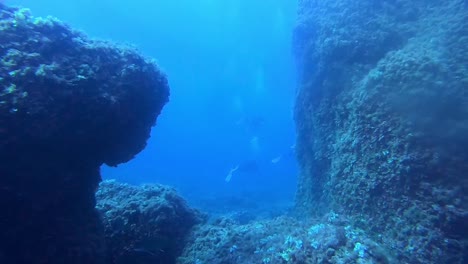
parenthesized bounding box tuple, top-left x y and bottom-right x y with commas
(293, 0, 467, 262)
(0, 4, 169, 263)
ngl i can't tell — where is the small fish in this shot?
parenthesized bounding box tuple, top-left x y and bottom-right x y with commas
(271, 156, 282, 164)
(225, 165, 239, 183)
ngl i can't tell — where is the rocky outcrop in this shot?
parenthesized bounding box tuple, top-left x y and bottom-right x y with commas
(293, 0, 467, 263)
(96, 180, 201, 264)
(178, 213, 393, 264)
(0, 4, 169, 263)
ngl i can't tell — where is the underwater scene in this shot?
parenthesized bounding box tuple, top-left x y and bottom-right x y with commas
(0, 0, 466, 263)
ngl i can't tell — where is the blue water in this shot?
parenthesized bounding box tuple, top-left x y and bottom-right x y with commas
(9, 0, 299, 211)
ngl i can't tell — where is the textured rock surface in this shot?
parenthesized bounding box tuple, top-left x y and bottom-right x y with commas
(294, 0, 467, 263)
(0, 4, 169, 263)
(96, 180, 201, 264)
(178, 213, 393, 264)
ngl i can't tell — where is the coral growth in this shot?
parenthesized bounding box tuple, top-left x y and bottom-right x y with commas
(293, 0, 468, 263)
(0, 5, 169, 263)
(96, 180, 201, 264)
(178, 212, 393, 264)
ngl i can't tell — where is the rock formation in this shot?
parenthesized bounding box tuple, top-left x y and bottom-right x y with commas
(0, 5, 169, 263)
(294, 0, 467, 262)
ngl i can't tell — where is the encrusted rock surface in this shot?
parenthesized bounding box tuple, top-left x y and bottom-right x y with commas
(178, 213, 393, 264)
(293, 0, 467, 263)
(0, 4, 169, 263)
(96, 180, 201, 264)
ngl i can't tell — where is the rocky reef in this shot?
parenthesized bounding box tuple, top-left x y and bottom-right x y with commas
(96, 180, 201, 264)
(0, 4, 169, 263)
(294, 0, 467, 263)
(178, 212, 394, 264)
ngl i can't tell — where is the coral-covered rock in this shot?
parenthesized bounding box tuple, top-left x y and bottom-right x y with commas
(0, 6, 169, 166)
(0, 4, 169, 264)
(96, 180, 201, 264)
(294, 0, 467, 263)
(178, 214, 392, 264)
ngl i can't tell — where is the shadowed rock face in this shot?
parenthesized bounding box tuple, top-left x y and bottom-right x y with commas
(0, 4, 169, 264)
(294, 0, 467, 263)
(96, 180, 201, 264)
